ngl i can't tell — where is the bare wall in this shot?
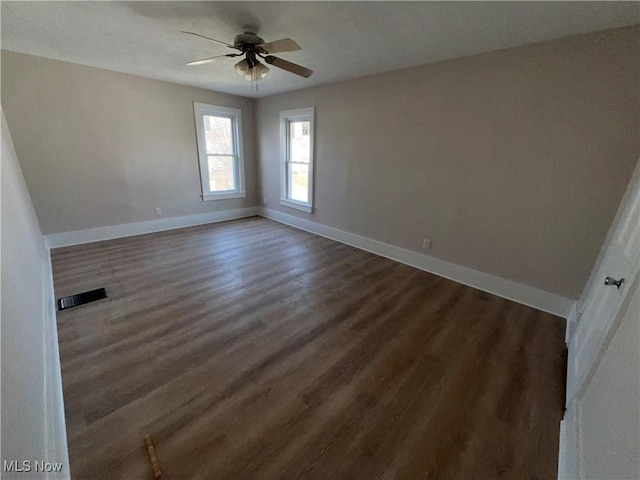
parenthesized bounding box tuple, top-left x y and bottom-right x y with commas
(1, 110, 69, 479)
(256, 27, 639, 300)
(1, 51, 258, 234)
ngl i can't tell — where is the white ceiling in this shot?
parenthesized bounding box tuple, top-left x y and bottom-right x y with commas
(1, 1, 638, 98)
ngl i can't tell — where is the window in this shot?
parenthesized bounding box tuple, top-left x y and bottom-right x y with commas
(194, 103, 246, 200)
(280, 107, 315, 213)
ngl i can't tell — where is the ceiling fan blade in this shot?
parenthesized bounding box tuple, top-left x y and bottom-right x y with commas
(181, 31, 239, 50)
(259, 38, 301, 54)
(265, 56, 313, 78)
(186, 53, 240, 66)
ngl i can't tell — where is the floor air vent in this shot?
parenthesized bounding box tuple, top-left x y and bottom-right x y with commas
(57, 288, 108, 311)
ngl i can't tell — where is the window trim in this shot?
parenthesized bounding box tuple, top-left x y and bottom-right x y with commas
(280, 107, 315, 213)
(193, 102, 246, 201)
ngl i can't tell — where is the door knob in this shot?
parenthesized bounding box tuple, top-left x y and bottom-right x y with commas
(604, 276, 625, 289)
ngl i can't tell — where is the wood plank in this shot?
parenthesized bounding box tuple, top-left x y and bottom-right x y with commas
(51, 216, 566, 479)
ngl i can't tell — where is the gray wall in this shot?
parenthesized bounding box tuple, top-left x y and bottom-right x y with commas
(1, 51, 258, 234)
(2, 27, 638, 301)
(256, 27, 639, 300)
(1, 110, 69, 479)
(578, 273, 639, 479)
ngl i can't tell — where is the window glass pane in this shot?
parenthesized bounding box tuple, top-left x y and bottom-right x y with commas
(208, 155, 235, 192)
(204, 115, 233, 155)
(290, 163, 309, 203)
(289, 121, 310, 164)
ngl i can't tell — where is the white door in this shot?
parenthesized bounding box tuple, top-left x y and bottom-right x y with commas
(566, 158, 640, 402)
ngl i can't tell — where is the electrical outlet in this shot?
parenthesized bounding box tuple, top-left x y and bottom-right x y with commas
(155, 208, 162, 216)
(422, 238, 431, 250)
(263, 197, 267, 206)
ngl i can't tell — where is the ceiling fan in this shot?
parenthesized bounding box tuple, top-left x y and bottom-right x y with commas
(182, 30, 313, 82)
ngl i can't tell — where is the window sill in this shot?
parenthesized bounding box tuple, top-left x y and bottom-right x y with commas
(202, 192, 246, 201)
(280, 199, 313, 213)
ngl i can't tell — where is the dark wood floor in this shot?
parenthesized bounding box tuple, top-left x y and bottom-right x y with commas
(51, 217, 566, 480)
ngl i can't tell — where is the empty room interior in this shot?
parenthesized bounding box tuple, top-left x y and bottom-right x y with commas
(1, 2, 639, 479)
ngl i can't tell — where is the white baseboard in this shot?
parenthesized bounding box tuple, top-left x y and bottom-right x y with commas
(41, 242, 71, 479)
(45, 207, 260, 248)
(258, 207, 576, 318)
(44, 205, 575, 318)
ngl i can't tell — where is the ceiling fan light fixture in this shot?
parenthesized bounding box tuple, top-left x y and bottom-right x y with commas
(255, 61, 270, 79)
(240, 60, 270, 82)
(234, 58, 250, 77)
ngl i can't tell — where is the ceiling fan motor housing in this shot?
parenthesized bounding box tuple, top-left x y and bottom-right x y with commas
(234, 32, 265, 48)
